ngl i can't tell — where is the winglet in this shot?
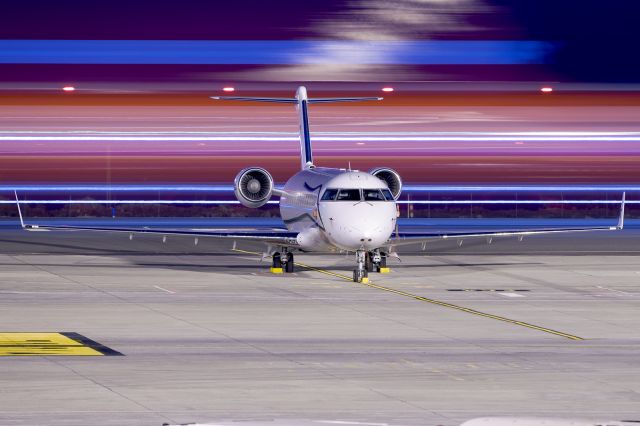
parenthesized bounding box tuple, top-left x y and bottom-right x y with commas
(617, 192, 626, 230)
(14, 190, 25, 229)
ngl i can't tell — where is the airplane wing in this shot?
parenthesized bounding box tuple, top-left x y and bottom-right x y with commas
(14, 193, 299, 247)
(388, 193, 626, 248)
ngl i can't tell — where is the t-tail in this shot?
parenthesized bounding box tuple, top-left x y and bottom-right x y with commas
(211, 86, 382, 170)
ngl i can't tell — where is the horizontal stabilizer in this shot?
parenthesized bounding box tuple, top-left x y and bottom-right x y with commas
(211, 96, 383, 104)
(308, 97, 383, 104)
(210, 96, 297, 103)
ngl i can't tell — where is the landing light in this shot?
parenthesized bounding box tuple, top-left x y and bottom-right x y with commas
(222, 87, 235, 92)
(62, 86, 75, 92)
(540, 87, 553, 93)
(382, 87, 394, 92)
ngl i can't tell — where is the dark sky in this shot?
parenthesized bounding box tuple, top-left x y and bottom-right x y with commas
(1, 0, 639, 83)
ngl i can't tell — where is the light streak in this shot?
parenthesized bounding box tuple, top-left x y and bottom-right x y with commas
(1, 185, 639, 192)
(2, 131, 640, 136)
(2, 136, 640, 141)
(0, 40, 553, 65)
(4, 200, 277, 205)
(2, 200, 635, 205)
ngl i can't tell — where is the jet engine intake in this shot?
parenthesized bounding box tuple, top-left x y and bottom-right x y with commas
(234, 167, 274, 208)
(369, 167, 402, 200)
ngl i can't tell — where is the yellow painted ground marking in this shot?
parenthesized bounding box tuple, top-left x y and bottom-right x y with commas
(230, 248, 584, 341)
(0, 333, 103, 356)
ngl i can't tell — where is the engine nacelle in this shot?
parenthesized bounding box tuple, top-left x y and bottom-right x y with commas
(369, 167, 402, 200)
(234, 167, 274, 208)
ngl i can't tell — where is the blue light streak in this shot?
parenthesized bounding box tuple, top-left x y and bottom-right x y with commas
(0, 40, 553, 65)
(2, 185, 638, 192)
(2, 200, 635, 205)
(3, 185, 234, 191)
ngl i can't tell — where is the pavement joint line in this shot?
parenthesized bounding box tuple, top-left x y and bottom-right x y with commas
(230, 248, 584, 341)
(153, 285, 176, 294)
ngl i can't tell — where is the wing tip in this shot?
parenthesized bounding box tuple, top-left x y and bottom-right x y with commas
(14, 190, 25, 229)
(617, 192, 626, 230)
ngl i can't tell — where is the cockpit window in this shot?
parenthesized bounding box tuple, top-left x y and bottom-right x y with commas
(363, 189, 386, 201)
(336, 189, 362, 201)
(381, 189, 394, 201)
(321, 189, 339, 201)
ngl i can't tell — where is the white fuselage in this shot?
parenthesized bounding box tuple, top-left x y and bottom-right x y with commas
(279, 167, 397, 252)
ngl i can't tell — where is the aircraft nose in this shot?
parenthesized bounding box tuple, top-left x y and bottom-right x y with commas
(320, 200, 396, 251)
(328, 220, 387, 250)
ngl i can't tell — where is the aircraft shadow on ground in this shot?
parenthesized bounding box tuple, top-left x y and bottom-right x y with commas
(0, 236, 543, 274)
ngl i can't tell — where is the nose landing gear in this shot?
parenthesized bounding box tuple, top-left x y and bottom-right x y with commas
(353, 250, 389, 282)
(353, 250, 369, 283)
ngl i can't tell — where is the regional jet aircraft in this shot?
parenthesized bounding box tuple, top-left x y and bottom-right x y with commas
(16, 86, 626, 283)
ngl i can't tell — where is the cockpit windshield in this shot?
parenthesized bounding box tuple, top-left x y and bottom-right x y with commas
(321, 188, 394, 202)
(381, 189, 394, 201)
(321, 189, 339, 201)
(336, 189, 361, 201)
(363, 189, 386, 201)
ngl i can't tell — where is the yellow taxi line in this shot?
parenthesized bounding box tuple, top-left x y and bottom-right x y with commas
(230, 248, 584, 341)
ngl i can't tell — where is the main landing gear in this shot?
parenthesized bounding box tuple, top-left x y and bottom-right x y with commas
(271, 251, 294, 274)
(353, 250, 389, 282)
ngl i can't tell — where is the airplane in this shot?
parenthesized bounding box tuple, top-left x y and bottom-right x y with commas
(460, 417, 640, 426)
(15, 86, 626, 283)
(162, 418, 640, 426)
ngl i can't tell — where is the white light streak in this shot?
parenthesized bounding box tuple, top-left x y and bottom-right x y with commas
(2, 135, 640, 141)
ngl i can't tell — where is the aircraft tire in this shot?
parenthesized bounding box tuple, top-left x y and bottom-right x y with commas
(285, 252, 294, 273)
(365, 252, 374, 272)
(272, 252, 282, 269)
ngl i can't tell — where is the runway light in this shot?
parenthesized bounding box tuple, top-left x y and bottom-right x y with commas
(222, 87, 235, 92)
(356, 142, 365, 145)
(62, 86, 75, 92)
(382, 87, 394, 92)
(540, 87, 553, 93)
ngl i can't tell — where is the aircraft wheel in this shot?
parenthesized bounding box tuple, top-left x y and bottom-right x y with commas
(365, 252, 374, 272)
(285, 252, 294, 273)
(272, 252, 282, 269)
(353, 269, 367, 283)
(376, 252, 387, 272)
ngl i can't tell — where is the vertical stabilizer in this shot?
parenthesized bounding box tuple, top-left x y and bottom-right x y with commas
(296, 86, 313, 169)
